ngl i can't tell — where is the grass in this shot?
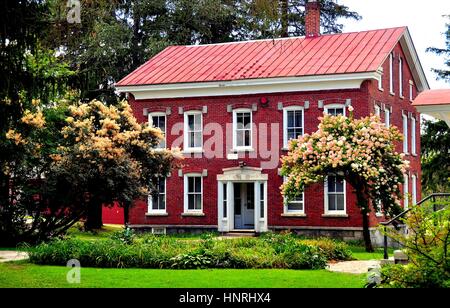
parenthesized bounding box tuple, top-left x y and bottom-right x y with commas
(349, 246, 394, 261)
(66, 224, 124, 241)
(0, 261, 365, 288)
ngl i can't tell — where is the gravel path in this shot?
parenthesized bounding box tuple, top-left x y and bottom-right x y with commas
(0, 251, 29, 263)
(327, 260, 380, 274)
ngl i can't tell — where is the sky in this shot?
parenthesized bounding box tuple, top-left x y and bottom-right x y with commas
(339, 0, 450, 90)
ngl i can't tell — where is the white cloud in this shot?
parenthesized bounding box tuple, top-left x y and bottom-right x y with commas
(339, 0, 450, 89)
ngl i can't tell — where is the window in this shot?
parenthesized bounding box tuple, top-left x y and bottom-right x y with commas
(411, 117, 416, 155)
(389, 53, 394, 94)
(378, 68, 384, 91)
(374, 105, 381, 117)
(185, 175, 202, 212)
(384, 108, 391, 128)
(184, 112, 202, 152)
(409, 81, 414, 101)
(403, 174, 409, 209)
(403, 113, 408, 153)
(283, 106, 304, 148)
(149, 113, 166, 149)
(399, 57, 403, 97)
(283, 177, 304, 214)
(325, 174, 346, 214)
(324, 104, 346, 116)
(223, 183, 227, 218)
(148, 178, 166, 213)
(411, 175, 417, 206)
(233, 109, 252, 150)
(260, 183, 265, 218)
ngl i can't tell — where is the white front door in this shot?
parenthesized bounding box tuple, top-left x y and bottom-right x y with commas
(234, 183, 255, 230)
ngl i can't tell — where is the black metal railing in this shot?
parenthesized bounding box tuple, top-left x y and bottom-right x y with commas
(380, 193, 450, 260)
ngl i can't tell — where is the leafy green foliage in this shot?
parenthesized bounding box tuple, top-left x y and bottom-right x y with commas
(421, 120, 450, 193)
(427, 16, 450, 82)
(381, 200, 450, 288)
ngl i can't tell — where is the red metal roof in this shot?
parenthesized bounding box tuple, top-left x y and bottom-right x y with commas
(117, 27, 407, 87)
(413, 89, 450, 107)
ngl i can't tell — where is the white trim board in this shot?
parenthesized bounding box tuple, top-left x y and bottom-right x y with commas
(116, 72, 379, 100)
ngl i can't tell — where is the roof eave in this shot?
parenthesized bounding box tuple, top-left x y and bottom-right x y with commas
(116, 72, 379, 100)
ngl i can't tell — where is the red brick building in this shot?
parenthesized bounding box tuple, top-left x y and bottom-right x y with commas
(113, 2, 429, 242)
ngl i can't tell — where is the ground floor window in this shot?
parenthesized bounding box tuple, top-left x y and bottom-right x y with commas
(148, 178, 166, 213)
(260, 183, 265, 218)
(283, 177, 305, 214)
(184, 174, 202, 212)
(325, 174, 346, 214)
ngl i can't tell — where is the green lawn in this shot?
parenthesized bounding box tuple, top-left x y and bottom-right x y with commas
(0, 262, 365, 288)
(349, 246, 394, 261)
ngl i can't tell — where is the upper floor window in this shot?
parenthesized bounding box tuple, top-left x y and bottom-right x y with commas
(283, 106, 304, 148)
(149, 112, 166, 149)
(324, 104, 346, 116)
(184, 111, 203, 152)
(399, 57, 403, 97)
(409, 81, 414, 101)
(403, 113, 408, 154)
(148, 178, 166, 213)
(389, 53, 394, 94)
(233, 109, 252, 151)
(184, 174, 203, 213)
(325, 174, 346, 215)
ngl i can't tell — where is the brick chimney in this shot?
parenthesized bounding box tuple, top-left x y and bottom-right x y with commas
(305, 0, 320, 37)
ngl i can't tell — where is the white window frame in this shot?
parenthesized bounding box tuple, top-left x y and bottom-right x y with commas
(148, 112, 167, 149)
(148, 178, 167, 214)
(232, 108, 253, 151)
(409, 81, 414, 101)
(384, 108, 391, 128)
(403, 113, 409, 154)
(411, 117, 416, 155)
(283, 106, 304, 148)
(378, 67, 384, 91)
(374, 105, 381, 117)
(183, 111, 203, 153)
(399, 57, 403, 98)
(260, 182, 265, 218)
(389, 53, 394, 95)
(324, 174, 347, 215)
(283, 177, 305, 214)
(403, 174, 409, 209)
(411, 174, 417, 206)
(324, 104, 346, 116)
(184, 173, 203, 213)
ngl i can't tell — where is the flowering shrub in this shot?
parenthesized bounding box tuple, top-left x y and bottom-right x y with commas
(50, 100, 182, 229)
(281, 109, 409, 251)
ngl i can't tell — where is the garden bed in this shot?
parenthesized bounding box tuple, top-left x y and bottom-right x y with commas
(28, 232, 353, 270)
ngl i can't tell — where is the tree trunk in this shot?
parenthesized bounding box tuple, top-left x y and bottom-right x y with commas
(85, 200, 103, 230)
(361, 210, 374, 252)
(123, 202, 129, 228)
(355, 186, 374, 252)
(280, 0, 289, 37)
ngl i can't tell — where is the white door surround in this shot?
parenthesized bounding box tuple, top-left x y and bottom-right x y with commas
(217, 167, 268, 233)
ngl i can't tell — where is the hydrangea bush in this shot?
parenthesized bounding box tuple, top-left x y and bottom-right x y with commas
(281, 108, 409, 251)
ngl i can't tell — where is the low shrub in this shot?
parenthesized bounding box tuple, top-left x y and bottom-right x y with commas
(29, 232, 353, 270)
(380, 201, 450, 288)
(300, 238, 352, 261)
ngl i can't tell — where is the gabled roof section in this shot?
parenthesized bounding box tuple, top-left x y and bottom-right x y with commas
(116, 26, 429, 98)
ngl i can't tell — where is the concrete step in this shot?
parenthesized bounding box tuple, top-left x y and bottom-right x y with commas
(222, 231, 256, 238)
